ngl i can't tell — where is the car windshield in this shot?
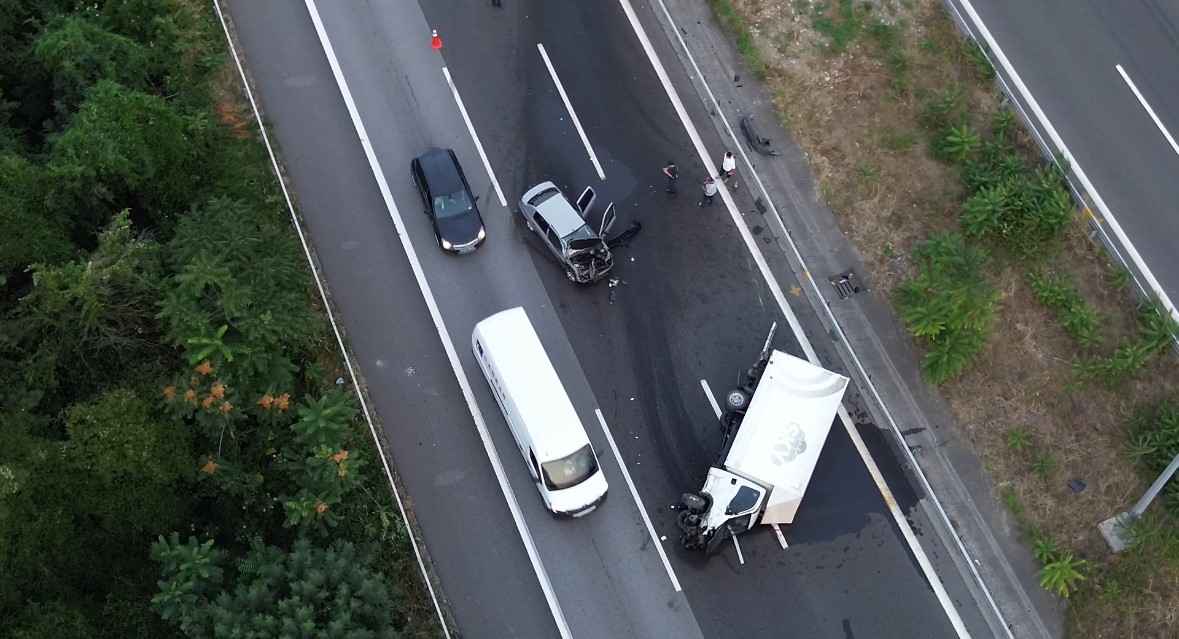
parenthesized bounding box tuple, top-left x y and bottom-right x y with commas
(433, 190, 474, 219)
(540, 444, 599, 490)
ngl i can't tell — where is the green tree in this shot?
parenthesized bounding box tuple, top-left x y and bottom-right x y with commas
(31, 15, 154, 116)
(46, 80, 195, 234)
(160, 196, 318, 400)
(0, 153, 74, 279)
(3, 600, 96, 639)
(9, 210, 164, 409)
(152, 536, 402, 639)
(0, 389, 191, 634)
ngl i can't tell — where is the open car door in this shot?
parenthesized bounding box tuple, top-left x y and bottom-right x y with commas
(575, 186, 596, 219)
(598, 203, 617, 238)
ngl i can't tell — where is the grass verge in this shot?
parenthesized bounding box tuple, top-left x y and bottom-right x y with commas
(717, 0, 1179, 636)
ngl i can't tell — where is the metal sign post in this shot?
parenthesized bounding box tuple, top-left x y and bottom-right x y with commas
(1099, 451, 1179, 552)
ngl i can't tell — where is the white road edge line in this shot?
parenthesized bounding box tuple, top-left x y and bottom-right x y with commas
(537, 43, 606, 181)
(595, 409, 683, 592)
(699, 379, 722, 419)
(952, 2, 1177, 327)
(442, 67, 508, 207)
(210, 3, 452, 635)
(1116, 64, 1179, 158)
(836, 406, 970, 636)
(616, 1, 972, 637)
(303, 2, 571, 637)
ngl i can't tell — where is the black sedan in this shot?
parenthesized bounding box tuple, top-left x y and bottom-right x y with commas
(410, 148, 487, 253)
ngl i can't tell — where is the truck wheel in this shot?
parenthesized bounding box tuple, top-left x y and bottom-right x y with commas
(726, 389, 749, 411)
(677, 509, 697, 529)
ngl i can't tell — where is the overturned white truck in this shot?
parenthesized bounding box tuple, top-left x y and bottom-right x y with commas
(678, 324, 849, 553)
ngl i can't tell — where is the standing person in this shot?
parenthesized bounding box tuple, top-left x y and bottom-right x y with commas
(698, 176, 718, 207)
(663, 160, 678, 198)
(721, 151, 737, 190)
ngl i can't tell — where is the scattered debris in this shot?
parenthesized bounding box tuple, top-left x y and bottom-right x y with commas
(741, 114, 781, 156)
(830, 273, 860, 299)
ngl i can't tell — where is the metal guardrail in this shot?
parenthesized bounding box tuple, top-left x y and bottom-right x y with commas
(939, 0, 1179, 354)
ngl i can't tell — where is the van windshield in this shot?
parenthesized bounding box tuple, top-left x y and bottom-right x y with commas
(540, 444, 599, 490)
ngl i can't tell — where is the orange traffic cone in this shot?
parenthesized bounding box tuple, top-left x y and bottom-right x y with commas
(431, 29, 442, 50)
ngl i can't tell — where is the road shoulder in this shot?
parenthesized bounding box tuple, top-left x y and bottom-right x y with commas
(644, 0, 1067, 636)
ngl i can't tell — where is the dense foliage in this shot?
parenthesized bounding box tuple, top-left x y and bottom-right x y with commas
(0, 1, 422, 637)
(895, 232, 999, 383)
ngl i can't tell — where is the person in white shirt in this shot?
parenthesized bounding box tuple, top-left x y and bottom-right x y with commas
(721, 151, 737, 190)
(699, 177, 718, 207)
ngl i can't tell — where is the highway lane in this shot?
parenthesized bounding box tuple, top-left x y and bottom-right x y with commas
(231, 1, 704, 638)
(403, 0, 981, 637)
(220, 2, 557, 636)
(959, 0, 1179, 304)
(226, 0, 990, 636)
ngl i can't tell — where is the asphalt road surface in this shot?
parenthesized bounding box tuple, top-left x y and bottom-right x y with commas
(958, 0, 1179, 304)
(225, 0, 993, 637)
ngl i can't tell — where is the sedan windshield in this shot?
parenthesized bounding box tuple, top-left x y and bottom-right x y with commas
(540, 444, 599, 490)
(433, 190, 474, 219)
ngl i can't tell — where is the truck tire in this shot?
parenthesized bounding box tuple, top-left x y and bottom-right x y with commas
(726, 389, 749, 412)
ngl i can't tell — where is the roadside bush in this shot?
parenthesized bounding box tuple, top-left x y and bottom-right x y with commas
(954, 121, 1075, 255)
(895, 233, 999, 383)
(1125, 402, 1179, 517)
(1027, 271, 1104, 349)
(1074, 298, 1178, 388)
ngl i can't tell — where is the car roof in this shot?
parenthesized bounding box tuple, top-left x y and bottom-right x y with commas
(530, 183, 588, 237)
(416, 148, 464, 194)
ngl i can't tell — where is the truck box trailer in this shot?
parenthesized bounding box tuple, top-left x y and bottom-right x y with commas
(677, 324, 848, 553)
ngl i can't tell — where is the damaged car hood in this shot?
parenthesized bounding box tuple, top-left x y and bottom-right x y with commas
(565, 239, 613, 283)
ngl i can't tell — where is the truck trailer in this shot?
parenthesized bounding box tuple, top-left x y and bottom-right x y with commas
(677, 324, 849, 553)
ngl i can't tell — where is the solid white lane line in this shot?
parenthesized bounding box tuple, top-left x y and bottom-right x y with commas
(732, 535, 745, 565)
(618, 1, 972, 636)
(837, 407, 973, 638)
(212, 3, 453, 635)
(699, 379, 722, 419)
(595, 409, 683, 592)
(1116, 64, 1179, 158)
(442, 67, 508, 207)
(537, 43, 606, 181)
(304, 3, 571, 637)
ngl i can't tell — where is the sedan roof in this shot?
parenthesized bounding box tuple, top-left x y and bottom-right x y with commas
(527, 182, 588, 238)
(416, 148, 464, 194)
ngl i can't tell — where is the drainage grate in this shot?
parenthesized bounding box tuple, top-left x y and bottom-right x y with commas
(830, 273, 860, 299)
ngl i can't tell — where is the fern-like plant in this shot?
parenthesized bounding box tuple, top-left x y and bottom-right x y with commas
(1038, 554, 1087, 598)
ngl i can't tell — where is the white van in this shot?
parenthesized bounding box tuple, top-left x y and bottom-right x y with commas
(471, 307, 608, 517)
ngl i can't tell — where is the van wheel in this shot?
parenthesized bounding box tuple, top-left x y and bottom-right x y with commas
(726, 389, 749, 411)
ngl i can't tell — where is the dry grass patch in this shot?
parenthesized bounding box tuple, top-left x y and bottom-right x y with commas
(714, 0, 1179, 636)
